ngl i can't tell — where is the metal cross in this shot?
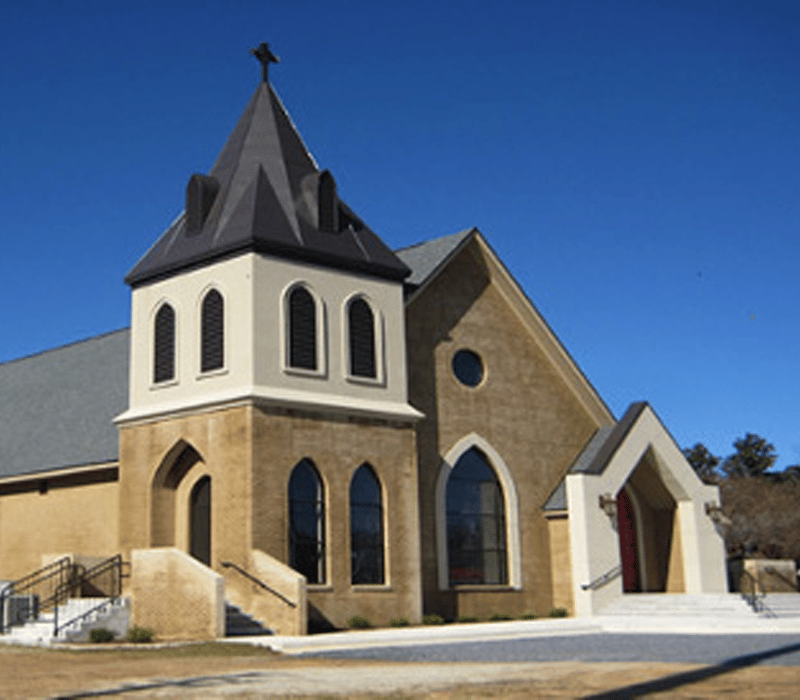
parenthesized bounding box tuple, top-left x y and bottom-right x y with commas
(250, 42, 280, 83)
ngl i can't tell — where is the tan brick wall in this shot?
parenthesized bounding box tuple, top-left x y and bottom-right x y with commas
(0, 473, 118, 580)
(547, 515, 575, 613)
(130, 548, 224, 640)
(407, 240, 602, 619)
(250, 406, 421, 629)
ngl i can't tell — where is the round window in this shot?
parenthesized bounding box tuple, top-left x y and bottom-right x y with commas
(452, 349, 484, 387)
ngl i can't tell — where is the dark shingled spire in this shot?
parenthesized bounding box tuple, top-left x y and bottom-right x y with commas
(126, 49, 409, 287)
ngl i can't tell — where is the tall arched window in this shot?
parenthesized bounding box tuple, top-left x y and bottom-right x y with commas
(350, 464, 384, 584)
(348, 298, 376, 378)
(446, 447, 507, 585)
(201, 289, 224, 372)
(288, 286, 317, 370)
(288, 459, 325, 584)
(153, 303, 175, 383)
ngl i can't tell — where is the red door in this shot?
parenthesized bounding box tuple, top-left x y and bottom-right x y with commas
(617, 489, 640, 592)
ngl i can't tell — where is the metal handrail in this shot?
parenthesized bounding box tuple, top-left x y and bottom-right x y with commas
(581, 564, 622, 591)
(55, 598, 119, 637)
(220, 561, 297, 608)
(764, 565, 799, 592)
(741, 568, 765, 613)
(0, 556, 74, 633)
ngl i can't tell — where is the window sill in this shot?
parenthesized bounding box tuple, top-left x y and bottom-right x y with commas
(284, 366, 327, 380)
(351, 584, 393, 593)
(448, 585, 518, 593)
(196, 367, 229, 381)
(150, 378, 179, 391)
(346, 374, 385, 388)
(306, 584, 334, 592)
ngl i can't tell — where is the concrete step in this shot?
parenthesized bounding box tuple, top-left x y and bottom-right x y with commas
(600, 594, 757, 618)
(760, 593, 800, 618)
(225, 602, 272, 636)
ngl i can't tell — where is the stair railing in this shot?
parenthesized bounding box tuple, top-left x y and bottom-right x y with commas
(220, 561, 297, 607)
(581, 564, 622, 591)
(54, 555, 129, 638)
(0, 556, 75, 633)
(763, 565, 799, 592)
(741, 568, 766, 613)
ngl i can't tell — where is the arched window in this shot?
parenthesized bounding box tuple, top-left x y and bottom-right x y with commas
(348, 298, 376, 378)
(200, 289, 224, 372)
(350, 464, 384, 585)
(153, 303, 175, 383)
(446, 447, 507, 585)
(288, 459, 325, 584)
(288, 287, 317, 370)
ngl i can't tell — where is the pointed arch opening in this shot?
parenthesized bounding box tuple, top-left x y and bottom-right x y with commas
(288, 459, 325, 584)
(200, 288, 224, 372)
(350, 463, 385, 585)
(150, 441, 204, 549)
(435, 434, 521, 590)
(189, 476, 212, 566)
(153, 303, 176, 383)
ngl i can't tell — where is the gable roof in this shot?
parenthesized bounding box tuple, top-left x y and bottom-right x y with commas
(395, 228, 475, 291)
(0, 330, 129, 479)
(126, 82, 410, 287)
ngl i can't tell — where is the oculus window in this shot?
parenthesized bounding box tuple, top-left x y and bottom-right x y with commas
(452, 349, 484, 387)
(153, 303, 176, 383)
(288, 459, 325, 584)
(446, 447, 507, 585)
(350, 464, 384, 585)
(288, 286, 317, 370)
(200, 289, 224, 372)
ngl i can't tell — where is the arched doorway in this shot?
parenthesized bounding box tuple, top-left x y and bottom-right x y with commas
(189, 476, 211, 566)
(617, 488, 640, 592)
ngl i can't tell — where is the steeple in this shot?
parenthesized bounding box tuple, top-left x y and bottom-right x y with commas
(126, 46, 409, 287)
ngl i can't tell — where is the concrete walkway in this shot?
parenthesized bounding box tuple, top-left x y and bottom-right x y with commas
(225, 613, 800, 656)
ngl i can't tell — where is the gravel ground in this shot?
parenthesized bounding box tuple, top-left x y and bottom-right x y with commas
(297, 632, 800, 667)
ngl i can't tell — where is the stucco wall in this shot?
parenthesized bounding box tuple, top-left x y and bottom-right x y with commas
(406, 239, 605, 619)
(0, 470, 119, 580)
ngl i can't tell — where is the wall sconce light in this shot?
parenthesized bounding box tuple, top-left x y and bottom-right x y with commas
(705, 502, 731, 527)
(599, 493, 617, 519)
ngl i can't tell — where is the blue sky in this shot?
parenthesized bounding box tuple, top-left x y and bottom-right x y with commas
(1, 1, 798, 468)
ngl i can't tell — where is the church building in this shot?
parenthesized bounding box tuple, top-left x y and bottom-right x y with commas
(0, 47, 727, 638)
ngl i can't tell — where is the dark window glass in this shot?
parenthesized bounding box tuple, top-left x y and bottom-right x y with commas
(189, 476, 211, 566)
(289, 459, 325, 584)
(349, 298, 376, 378)
(350, 464, 384, 585)
(446, 447, 507, 585)
(201, 289, 224, 372)
(452, 349, 483, 387)
(288, 287, 317, 370)
(154, 303, 175, 383)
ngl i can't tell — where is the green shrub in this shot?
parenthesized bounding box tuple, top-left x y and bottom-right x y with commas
(520, 611, 538, 620)
(389, 617, 410, 627)
(455, 615, 479, 623)
(347, 615, 372, 629)
(547, 607, 568, 618)
(422, 614, 445, 625)
(488, 613, 513, 622)
(89, 628, 115, 643)
(127, 626, 155, 643)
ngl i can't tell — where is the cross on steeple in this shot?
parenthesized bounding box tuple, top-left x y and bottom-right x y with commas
(250, 42, 280, 83)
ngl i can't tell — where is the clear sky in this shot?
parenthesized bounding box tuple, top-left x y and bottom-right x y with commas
(1, 1, 798, 468)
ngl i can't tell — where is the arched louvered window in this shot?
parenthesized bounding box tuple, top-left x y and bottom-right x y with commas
(153, 303, 175, 383)
(350, 464, 384, 584)
(446, 447, 508, 586)
(200, 289, 224, 372)
(289, 459, 325, 584)
(288, 287, 317, 370)
(348, 298, 376, 378)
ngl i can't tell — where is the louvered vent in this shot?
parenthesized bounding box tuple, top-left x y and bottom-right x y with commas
(201, 289, 224, 372)
(288, 287, 317, 370)
(153, 304, 176, 383)
(349, 298, 376, 378)
(318, 170, 338, 233)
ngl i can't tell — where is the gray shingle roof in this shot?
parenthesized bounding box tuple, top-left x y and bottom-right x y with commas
(0, 329, 128, 478)
(127, 83, 410, 287)
(395, 228, 475, 289)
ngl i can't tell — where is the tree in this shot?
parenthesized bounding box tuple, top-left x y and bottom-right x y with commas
(682, 443, 721, 484)
(722, 433, 778, 479)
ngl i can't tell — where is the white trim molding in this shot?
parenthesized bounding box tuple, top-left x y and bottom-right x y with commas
(435, 433, 522, 591)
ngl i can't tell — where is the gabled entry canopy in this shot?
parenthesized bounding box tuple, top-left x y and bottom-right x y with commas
(554, 402, 727, 616)
(127, 48, 410, 288)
